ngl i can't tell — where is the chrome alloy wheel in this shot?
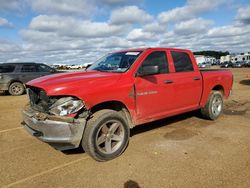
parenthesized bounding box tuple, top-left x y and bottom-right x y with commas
(211, 95, 222, 117)
(95, 120, 125, 154)
(9, 82, 24, 96)
(11, 85, 22, 95)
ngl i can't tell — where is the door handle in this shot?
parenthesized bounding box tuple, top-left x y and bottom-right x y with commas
(164, 80, 173, 84)
(193, 77, 201, 80)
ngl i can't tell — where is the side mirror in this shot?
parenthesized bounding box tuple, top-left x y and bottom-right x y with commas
(85, 64, 91, 69)
(137, 65, 159, 77)
(51, 69, 57, 73)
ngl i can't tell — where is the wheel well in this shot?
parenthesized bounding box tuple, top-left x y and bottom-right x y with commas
(90, 101, 134, 128)
(212, 85, 224, 95)
(8, 80, 24, 88)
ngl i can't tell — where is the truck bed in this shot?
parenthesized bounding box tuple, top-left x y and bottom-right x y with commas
(200, 69, 230, 72)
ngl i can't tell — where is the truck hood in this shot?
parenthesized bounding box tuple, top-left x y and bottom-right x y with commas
(27, 70, 122, 97)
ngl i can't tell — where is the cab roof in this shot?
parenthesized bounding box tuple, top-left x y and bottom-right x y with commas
(115, 47, 192, 53)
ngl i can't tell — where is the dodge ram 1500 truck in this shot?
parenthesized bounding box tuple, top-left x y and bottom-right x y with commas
(22, 48, 233, 161)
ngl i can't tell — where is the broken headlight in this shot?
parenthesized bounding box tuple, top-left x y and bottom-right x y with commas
(49, 97, 84, 116)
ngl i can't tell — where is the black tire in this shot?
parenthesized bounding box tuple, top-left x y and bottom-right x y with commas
(82, 109, 130, 161)
(8, 82, 25, 96)
(201, 91, 224, 120)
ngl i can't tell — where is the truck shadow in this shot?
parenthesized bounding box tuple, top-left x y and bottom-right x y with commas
(0, 91, 26, 96)
(63, 110, 200, 155)
(124, 180, 140, 188)
(239, 79, 250, 86)
(62, 146, 85, 155)
(0, 91, 8, 96)
(130, 110, 199, 137)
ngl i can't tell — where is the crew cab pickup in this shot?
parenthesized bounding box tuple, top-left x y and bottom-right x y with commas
(22, 48, 233, 161)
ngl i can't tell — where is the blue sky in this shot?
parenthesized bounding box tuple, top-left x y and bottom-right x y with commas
(0, 0, 250, 64)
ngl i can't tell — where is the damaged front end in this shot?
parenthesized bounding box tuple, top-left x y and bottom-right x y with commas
(22, 87, 89, 150)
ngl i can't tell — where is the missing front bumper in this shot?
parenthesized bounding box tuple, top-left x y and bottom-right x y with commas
(22, 105, 86, 150)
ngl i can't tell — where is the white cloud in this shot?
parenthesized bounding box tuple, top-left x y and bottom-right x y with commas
(236, 5, 250, 24)
(174, 18, 213, 35)
(0, 39, 20, 52)
(1, 0, 250, 65)
(31, 0, 95, 17)
(160, 23, 250, 52)
(158, 0, 226, 23)
(109, 6, 153, 25)
(0, 17, 14, 28)
(207, 25, 250, 38)
(143, 21, 166, 33)
(0, 0, 24, 11)
(27, 15, 126, 38)
(127, 28, 155, 41)
(97, 0, 142, 6)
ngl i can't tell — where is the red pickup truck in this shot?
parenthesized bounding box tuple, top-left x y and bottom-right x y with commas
(22, 48, 233, 161)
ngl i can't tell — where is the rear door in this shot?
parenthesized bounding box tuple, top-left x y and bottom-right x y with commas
(169, 50, 202, 110)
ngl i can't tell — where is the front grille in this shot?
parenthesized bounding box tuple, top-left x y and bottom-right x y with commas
(27, 87, 53, 113)
(27, 88, 39, 105)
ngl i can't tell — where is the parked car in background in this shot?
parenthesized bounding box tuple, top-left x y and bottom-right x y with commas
(211, 60, 220, 66)
(220, 61, 233, 68)
(233, 61, 247, 68)
(214, 60, 221, 66)
(67, 64, 83, 69)
(0, 62, 58, 95)
(198, 62, 211, 68)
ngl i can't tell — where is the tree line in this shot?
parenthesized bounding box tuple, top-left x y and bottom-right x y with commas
(193, 51, 230, 59)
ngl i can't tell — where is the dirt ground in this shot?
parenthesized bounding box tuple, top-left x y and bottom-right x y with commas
(0, 68, 250, 188)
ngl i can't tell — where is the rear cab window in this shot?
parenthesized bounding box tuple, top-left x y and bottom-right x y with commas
(171, 51, 194, 72)
(0, 65, 16, 73)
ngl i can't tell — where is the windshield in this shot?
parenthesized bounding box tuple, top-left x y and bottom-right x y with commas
(87, 51, 142, 72)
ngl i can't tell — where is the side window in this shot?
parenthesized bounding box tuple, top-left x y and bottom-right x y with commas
(171, 51, 194, 72)
(139, 51, 168, 74)
(37, 64, 53, 72)
(0, 65, 15, 73)
(21, 65, 37, 72)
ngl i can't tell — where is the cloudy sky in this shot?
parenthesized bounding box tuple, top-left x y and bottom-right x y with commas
(0, 0, 250, 64)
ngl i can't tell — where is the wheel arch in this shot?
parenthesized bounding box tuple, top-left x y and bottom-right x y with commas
(8, 79, 25, 88)
(200, 84, 225, 107)
(89, 100, 134, 128)
(212, 84, 224, 96)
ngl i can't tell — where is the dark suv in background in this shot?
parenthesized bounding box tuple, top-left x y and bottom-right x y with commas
(0, 63, 58, 96)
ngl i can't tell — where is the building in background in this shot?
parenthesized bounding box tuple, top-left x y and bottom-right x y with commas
(220, 52, 250, 63)
(195, 55, 216, 64)
(220, 55, 232, 63)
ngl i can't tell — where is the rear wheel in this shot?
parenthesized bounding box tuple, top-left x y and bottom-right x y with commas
(8, 82, 25, 96)
(82, 109, 130, 161)
(201, 91, 223, 120)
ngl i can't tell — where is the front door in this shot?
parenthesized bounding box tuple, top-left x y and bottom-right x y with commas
(135, 50, 174, 122)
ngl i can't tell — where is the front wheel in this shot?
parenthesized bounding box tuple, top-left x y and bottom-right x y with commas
(201, 91, 224, 120)
(82, 109, 130, 161)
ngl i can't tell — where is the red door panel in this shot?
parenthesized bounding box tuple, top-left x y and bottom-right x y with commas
(135, 74, 175, 121)
(170, 71, 202, 110)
